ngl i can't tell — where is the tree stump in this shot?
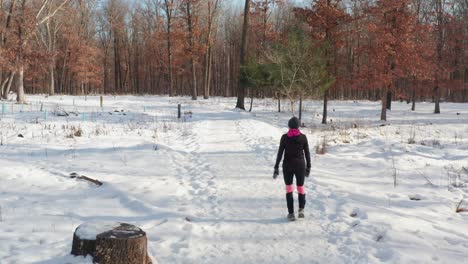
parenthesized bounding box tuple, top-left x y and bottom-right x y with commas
(71, 222, 152, 264)
(71, 222, 119, 258)
(71, 231, 96, 257)
(95, 223, 150, 264)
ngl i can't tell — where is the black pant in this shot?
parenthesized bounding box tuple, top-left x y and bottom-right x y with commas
(283, 166, 305, 186)
(283, 165, 306, 214)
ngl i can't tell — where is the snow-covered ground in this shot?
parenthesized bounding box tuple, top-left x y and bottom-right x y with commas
(0, 95, 467, 264)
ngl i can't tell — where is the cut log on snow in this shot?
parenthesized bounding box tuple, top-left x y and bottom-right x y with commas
(71, 222, 152, 264)
(70, 173, 103, 186)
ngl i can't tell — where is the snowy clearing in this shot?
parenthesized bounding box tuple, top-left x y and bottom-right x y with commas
(0, 95, 467, 264)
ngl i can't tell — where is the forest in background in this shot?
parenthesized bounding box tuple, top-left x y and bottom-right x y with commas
(0, 0, 466, 121)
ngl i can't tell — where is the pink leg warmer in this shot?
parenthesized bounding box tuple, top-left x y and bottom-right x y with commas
(297, 185, 305, 194)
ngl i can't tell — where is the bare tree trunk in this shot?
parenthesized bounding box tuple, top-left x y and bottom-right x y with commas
(226, 47, 230, 97)
(49, 63, 55, 95)
(434, 0, 443, 114)
(185, 1, 197, 100)
(113, 30, 122, 93)
(15, 0, 27, 103)
(0, 75, 4, 98)
(17, 66, 26, 104)
(103, 52, 108, 94)
(0, 71, 2, 98)
(164, 1, 174, 97)
(235, 0, 250, 110)
(0, 1, 15, 99)
(322, 0, 332, 125)
(434, 81, 441, 114)
(3, 0, 15, 44)
(1, 74, 8, 98)
(45, 19, 56, 96)
(190, 58, 197, 100)
(203, 0, 218, 99)
(299, 95, 303, 124)
(203, 45, 212, 99)
(322, 90, 329, 124)
(381, 86, 388, 121)
(249, 88, 254, 112)
(386, 91, 392, 110)
(277, 94, 281, 113)
(134, 41, 140, 94)
(1, 72, 15, 99)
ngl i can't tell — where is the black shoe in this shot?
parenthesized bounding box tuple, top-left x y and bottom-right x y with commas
(298, 209, 304, 218)
(287, 213, 296, 221)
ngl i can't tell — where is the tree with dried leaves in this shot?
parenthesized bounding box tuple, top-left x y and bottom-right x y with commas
(295, 0, 350, 124)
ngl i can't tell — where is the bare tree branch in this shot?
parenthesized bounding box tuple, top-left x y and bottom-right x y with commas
(36, 0, 69, 26)
(36, 0, 49, 20)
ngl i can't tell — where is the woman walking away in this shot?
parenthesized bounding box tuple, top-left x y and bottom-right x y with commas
(273, 117, 311, 221)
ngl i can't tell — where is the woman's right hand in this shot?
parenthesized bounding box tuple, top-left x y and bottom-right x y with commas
(273, 168, 279, 179)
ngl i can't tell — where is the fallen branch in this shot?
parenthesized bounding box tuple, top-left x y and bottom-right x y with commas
(54, 108, 69, 116)
(456, 199, 468, 213)
(70, 173, 103, 186)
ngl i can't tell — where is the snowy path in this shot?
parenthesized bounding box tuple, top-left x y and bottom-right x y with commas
(163, 113, 338, 263)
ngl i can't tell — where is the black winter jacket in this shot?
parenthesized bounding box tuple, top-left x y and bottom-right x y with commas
(274, 133, 311, 169)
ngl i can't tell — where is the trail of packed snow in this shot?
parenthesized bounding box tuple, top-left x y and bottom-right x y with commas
(0, 95, 467, 263)
(167, 114, 338, 263)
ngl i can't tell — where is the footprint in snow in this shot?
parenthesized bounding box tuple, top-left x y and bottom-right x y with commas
(350, 220, 360, 227)
(182, 223, 192, 232)
(375, 246, 393, 261)
(350, 208, 368, 220)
